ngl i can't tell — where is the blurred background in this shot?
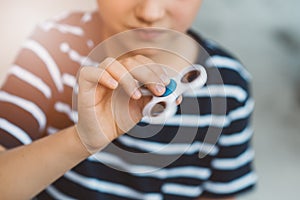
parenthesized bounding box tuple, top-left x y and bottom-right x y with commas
(1, 0, 299, 199)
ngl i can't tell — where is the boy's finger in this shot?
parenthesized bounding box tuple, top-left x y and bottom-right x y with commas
(78, 66, 118, 91)
(176, 95, 183, 105)
(133, 55, 170, 85)
(121, 57, 166, 96)
(101, 57, 142, 100)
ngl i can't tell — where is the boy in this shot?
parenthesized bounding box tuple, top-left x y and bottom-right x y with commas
(0, 0, 256, 199)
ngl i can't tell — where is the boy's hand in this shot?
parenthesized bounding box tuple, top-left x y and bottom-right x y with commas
(76, 56, 170, 154)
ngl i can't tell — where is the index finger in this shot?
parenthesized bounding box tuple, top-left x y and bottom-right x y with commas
(133, 55, 170, 85)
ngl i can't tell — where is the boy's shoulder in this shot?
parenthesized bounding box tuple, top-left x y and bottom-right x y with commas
(29, 10, 101, 44)
(19, 11, 101, 78)
(188, 30, 252, 85)
(24, 10, 101, 62)
(39, 10, 96, 28)
(188, 30, 237, 60)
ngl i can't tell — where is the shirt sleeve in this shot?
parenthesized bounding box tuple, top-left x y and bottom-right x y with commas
(0, 12, 91, 149)
(201, 56, 257, 198)
(0, 26, 62, 149)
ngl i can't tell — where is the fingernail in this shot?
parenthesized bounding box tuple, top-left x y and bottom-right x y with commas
(160, 74, 170, 85)
(176, 96, 183, 104)
(109, 79, 118, 88)
(133, 89, 142, 99)
(156, 84, 165, 94)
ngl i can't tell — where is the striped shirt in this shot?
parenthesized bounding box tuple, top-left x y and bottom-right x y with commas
(0, 11, 256, 199)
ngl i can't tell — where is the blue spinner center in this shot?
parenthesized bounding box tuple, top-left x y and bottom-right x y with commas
(161, 79, 177, 97)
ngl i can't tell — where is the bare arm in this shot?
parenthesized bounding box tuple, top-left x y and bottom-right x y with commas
(0, 126, 92, 199)
(0, 62, 123, 199)
(0, 56, 168, 199)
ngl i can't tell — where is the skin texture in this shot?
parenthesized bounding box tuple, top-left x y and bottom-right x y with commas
(96, 0, 203, 39)
(0, 1, 234, 199)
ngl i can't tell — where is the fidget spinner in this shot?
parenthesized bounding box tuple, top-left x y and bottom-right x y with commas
(141, 64, 207, 124)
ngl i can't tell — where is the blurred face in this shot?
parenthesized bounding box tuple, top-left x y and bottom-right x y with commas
(96, 0, 202, 40)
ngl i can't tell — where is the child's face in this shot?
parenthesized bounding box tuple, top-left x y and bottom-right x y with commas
(96, 0, 202, 39)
